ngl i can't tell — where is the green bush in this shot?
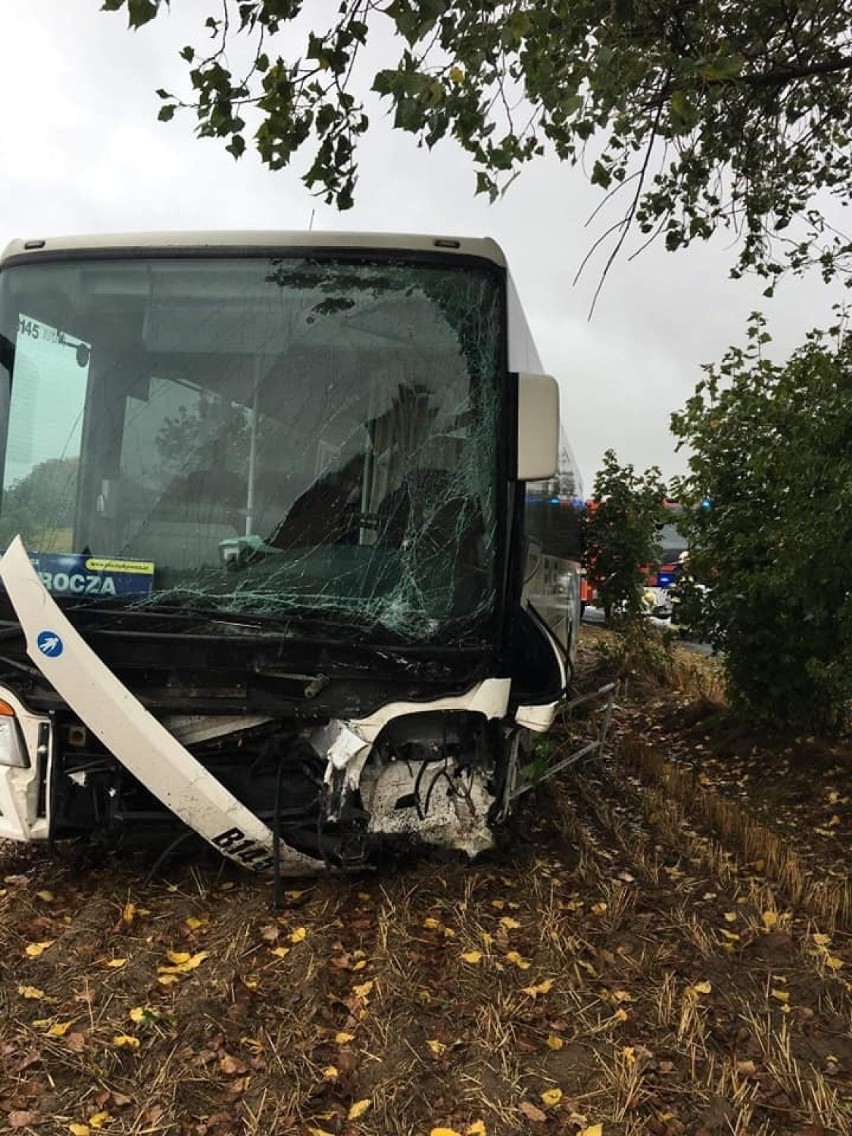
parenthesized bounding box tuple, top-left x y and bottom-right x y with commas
(671, 315, 852, 733)
(586, 450, 668, 625)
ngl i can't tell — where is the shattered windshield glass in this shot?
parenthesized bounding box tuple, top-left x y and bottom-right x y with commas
(0, 254, 502, 642)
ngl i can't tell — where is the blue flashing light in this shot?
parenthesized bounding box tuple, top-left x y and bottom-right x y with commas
(550, 496, 560, 504)
(699, 496, 713, 510)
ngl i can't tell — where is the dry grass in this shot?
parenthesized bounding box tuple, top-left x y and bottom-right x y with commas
(623, 739, 852, 931)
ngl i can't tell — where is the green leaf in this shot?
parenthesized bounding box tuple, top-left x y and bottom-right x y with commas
(127, 0, 161, 28)
(700, 54, 744, 82)
(226, 134, 246, 159)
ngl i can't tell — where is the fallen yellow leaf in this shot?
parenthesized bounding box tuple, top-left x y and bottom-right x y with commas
(334, 1031, 355, 1044)
(17, 985, 44, 1000)
(129, 1007, 155, 1024)
(761, 911, 778, 930)
(591, 902, 608, 915)
(770, 989, 790, 1003)
(158, 950, 209, 975)
(106, 958, 127, 969)
(499, 916, 522, 930)
(545, 1034, 564, 1051)
(427, 1039, 447, 1055)
(122, 902, 136, 924)
(423, 917, 441, 930)
(430, 1129, 462, 1136)
(157, 974, 179, 986)
(25, 940, 55, 958)
(490, 899, 505, 910)
(112, 1034, 140, 1050)
(687, 980, 712, 997)
(323, 1065, 338, 1081)
(88, 1112, 112, 1129)
(813, 932, 831, 946)
(505, 950, 531, 970)
(579, 1126, 603, 1136)
(466, 1122, 487, 1136)
(68, 1125, 90, 1136)
(461, 950, 483, 964)
(307, 1129, 335, 1136)
(352, 980, 374, 998)
(825, 956, 844, 971)
(37, 889, 55, 902)
(522, 979, 554, 997)
(347, 1099, 371, 1120)
(723, 912, 738, 923)
(290, 926, 307, 943)
(185, 916, 204, 930)
(271, 946, 290, 958)
(541, 1088, 563, 1108)
(47, 1021, 73, 1037)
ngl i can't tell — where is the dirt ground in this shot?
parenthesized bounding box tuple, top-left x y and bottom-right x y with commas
(0, 628, 849, 1136)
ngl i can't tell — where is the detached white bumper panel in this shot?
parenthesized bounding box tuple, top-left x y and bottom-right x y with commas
(0, 686, 50, 842)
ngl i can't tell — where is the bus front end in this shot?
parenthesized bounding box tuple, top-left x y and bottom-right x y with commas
(0, 232, 530, 871)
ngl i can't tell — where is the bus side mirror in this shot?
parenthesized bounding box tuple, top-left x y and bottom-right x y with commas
(517, 373, 559, 480)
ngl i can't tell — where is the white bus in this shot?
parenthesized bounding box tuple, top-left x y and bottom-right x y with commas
(0, 232, 590, 874)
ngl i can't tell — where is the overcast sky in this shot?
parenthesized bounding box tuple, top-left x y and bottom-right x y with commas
(0, 0, 843, 492)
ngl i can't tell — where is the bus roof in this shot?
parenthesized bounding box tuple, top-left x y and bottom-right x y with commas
(1, 231, 506, 268)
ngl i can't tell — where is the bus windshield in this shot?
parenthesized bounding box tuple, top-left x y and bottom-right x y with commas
(0, 254, 502, 642)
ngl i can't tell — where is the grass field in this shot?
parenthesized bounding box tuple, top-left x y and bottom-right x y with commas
(0, 630, 849, 1136)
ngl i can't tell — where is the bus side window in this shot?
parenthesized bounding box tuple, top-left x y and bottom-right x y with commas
(524, 486, 584, 562)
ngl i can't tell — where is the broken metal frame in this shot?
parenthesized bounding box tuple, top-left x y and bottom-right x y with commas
(509, 681, 618, 802)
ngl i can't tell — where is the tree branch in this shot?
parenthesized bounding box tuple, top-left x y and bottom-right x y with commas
(585, 70, 670, 317)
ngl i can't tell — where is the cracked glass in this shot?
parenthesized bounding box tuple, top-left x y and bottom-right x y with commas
(0, 253, 502, 642)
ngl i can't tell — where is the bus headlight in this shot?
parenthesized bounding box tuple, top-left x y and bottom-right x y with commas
(0, 703, 29, 768)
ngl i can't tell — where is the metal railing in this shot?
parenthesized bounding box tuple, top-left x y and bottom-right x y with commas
(509, 681, 618, 802)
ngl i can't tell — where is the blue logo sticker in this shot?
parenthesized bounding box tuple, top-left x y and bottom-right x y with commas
(36, 630, 64, 658)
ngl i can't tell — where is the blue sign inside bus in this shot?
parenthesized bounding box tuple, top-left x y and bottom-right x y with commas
(1, 552, 155, 598)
